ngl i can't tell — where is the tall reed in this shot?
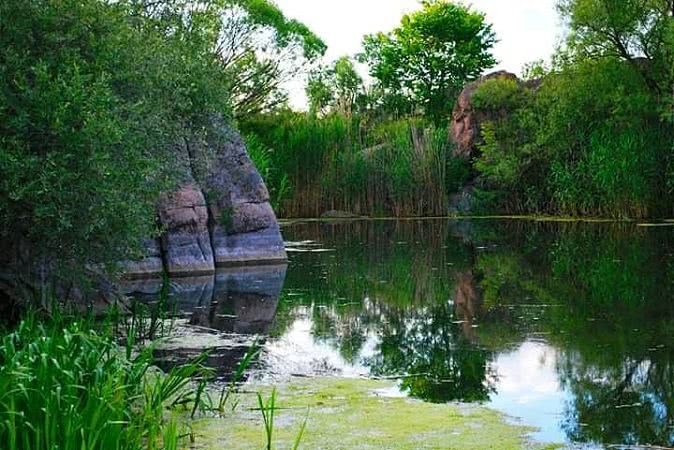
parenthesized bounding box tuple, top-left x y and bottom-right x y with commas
(242, 113, 461, 218)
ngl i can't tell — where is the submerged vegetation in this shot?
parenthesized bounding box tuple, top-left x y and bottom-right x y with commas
(191, 377, 543, 450)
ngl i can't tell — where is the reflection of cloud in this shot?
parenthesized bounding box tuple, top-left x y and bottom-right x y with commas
(259, 317, 379, 381)
(496, 341, 560, 400)
(488, 340, 570, 444)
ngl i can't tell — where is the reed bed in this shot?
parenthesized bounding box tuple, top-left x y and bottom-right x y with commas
(0, 314, 206, 450)
(242, 113, 466, 218)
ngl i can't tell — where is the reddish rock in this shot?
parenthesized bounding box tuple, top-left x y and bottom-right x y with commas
(450, 71, 519, 161)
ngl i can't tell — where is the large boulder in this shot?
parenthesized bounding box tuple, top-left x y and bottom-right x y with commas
(450, 71, 519, 161)
(123, 117, 286, 278)
(159, 183, 214, 276)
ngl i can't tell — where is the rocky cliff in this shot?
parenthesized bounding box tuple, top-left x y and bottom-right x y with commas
(450, 70, 520, 161)
(124, 118, 286, 279)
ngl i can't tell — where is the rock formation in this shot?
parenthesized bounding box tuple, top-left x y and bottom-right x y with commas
(124, 118, 287, 279)
(450, 71, 519, 161)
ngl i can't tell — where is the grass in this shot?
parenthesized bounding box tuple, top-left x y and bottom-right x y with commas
(242, 112, 466, 219)
(0, 313, 208, 450)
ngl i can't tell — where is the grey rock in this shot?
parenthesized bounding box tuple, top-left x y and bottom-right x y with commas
(158, 184, 215, 276)
(212, 223, 286, 267)
(124, 118, 286, 278)
(119, 239, 164, 279)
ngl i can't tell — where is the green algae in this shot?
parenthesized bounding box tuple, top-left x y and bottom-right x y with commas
(188, 377, 554, 450)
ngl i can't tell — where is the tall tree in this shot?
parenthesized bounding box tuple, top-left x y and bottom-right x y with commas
(306, 57, 363, 117)
(214, 0, 327, 117)
(359, 0, 496, 123)
(558, 0, 674, 96)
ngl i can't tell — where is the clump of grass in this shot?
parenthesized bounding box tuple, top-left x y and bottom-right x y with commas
(0, 313, 207, 450)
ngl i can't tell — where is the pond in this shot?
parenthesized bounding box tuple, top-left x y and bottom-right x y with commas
(124, 219, 674, 449)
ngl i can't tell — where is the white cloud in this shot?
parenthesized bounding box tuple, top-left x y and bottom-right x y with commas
(274, 0, 564, 108)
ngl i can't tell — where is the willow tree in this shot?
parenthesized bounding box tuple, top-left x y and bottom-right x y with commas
(558, 0, 674, 101)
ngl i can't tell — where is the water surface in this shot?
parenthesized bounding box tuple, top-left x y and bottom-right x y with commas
(128, 219, 674, 449)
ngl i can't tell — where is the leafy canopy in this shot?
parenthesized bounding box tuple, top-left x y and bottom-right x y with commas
(0, 0, 228, 287)
(359, 0, 496, 123)
(306, 57, 363, 117)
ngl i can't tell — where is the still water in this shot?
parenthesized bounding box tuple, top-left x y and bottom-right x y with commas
(126, 219, 674, 448)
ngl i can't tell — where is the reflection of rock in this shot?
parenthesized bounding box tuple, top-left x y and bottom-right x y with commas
(124, 264, 287, 380)
(190, 265, 286, 334)
(455, 271, 483, 341)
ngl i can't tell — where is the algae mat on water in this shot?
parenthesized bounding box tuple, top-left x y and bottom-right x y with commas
(189, 377, 557, 450)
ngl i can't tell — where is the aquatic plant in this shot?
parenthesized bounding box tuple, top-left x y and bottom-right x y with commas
(242, 113, 458, 218)
(0, 314, 208, 450)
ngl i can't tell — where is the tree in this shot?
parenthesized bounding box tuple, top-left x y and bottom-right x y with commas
(214, 0, 327, 117)
(306, 57, 363, 117)
(0, 0, 232, 299)
(306, 66, 335, 116)
(359, 0, 496, 123)
(558, 0, 674, 95)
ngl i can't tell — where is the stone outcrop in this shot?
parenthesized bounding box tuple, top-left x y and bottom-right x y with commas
(159, 184, 214, 276)
(125, 118, 286, 278)
(450, 71, 519, 161)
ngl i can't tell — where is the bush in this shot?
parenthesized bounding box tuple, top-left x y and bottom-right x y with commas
(472, 58, 671, 218)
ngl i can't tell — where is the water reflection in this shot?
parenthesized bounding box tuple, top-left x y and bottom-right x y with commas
(127, 219, 674, 448)
(271, 220, 674, 448)
(122, 265, 286, 379)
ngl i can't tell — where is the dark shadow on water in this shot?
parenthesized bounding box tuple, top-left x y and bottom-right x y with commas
(121, 265, 286, 380)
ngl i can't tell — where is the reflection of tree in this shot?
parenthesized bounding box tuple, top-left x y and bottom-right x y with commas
(472, 223, 674, 447)
(559, 355, 674, 446)
(365, 303, 496, 403)
(278, 220, 674, 446)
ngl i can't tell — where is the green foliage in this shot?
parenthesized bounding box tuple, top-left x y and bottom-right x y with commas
(307, 57, 363, 117)
(558, 0, 673, 92)
(473, 57, 671, 217)
(217, 0, 326, 117)
(0, 0, 232, 287)
(0, 314, 207, 450)
(360, 0, 496, 123)
(471, 78, 528, 112)
(242, 113, 453, 217)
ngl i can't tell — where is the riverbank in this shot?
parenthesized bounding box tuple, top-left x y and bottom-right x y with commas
(279, 214, 674, 225)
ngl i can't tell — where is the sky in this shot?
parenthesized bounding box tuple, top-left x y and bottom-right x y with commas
(274, 0, 565, 109)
